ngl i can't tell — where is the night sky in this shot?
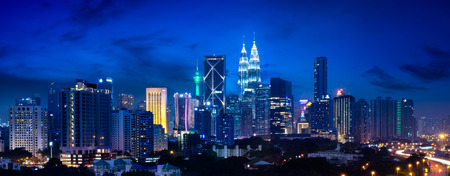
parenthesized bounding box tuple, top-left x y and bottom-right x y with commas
(1, 0, 450, 123)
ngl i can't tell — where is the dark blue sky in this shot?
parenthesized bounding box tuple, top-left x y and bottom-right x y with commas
(1, 0, 450, 122)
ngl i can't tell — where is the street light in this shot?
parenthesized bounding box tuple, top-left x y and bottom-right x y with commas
(49, 141, 53, 159)
(396, 167, 400, 176)
(371, 171, 375, 176)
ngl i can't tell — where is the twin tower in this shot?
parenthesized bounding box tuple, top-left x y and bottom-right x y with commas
(238, 38, 261, 99)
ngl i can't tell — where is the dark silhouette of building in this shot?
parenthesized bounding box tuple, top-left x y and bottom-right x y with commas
(354, 99, 370, 143)
(216, 114, 234, 145)
(314, 57, 327, 102)
(270, 78, 293, 135)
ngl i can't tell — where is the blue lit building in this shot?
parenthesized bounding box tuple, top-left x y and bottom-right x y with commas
(216, 114, 234, 146)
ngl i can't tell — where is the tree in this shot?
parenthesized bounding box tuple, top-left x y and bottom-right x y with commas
(0, 148, 32, 162)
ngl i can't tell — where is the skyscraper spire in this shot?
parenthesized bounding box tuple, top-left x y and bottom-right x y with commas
(248, 33, 261, 90)
(193, 59, 202, 97)
(238, 35, 249, 99)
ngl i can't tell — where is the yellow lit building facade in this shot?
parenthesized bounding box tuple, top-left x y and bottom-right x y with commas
(146, 88, 167, 133)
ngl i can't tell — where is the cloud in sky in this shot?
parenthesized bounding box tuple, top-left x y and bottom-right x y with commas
(399, 46, 450, 81)
(363, 66, 426, 91)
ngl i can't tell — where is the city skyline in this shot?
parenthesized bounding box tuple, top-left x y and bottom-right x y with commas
(1, 1, 450, 122)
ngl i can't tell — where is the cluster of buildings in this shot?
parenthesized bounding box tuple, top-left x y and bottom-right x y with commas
(1, 36, 425, 169)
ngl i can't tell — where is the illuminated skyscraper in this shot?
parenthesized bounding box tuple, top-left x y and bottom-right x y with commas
(10, 95, 48, 156)
(333, 90, 355, 143)
(174, 93, 191, 134)
(314, 57, 327, 102)
(255, 84, 270, 136)
(226, 94, 241, 136)
(248, 40, 261, 90)
(240, 89, 255, 137)
(238, 41, 249, 99)
(146, 88, 168, 133)
(193, 60, 202, 98)
(270, 78, 293, 134)
(203, 55, 226, 115)
(118, 93, 134, 110)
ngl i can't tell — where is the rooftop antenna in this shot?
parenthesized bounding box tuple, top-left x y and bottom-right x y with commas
(253, 32, 256, 43)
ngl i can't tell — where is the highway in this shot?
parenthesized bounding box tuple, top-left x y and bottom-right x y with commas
(396, 150, 449, 176)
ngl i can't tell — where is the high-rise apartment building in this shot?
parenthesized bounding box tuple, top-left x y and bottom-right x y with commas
(154, 124, 168, 152)
(370, 97, 396, 140)
(354, 99, 370, 143)
(399, 99, 415, 139)
(314, 57, 327, 102)
(59, 80, 112, 166)
(270, 78, 293, 135)
(111, 110, 154, 158)
(254, 84, 270, 136)
(146, 88, 168, 133)
(10, 95, 48, 156)
(118, 94, 134, 110)
(247, 40, 261, 90)
(204, 55, 226, 115)
(333, 90, 355, 143)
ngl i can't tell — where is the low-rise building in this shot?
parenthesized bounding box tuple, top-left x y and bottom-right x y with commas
(0, 158, 20, 171)
(92, 158, 133, 176)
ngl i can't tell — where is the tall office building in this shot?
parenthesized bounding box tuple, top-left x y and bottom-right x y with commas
(238, 42, 249, 99)
(354, 99, 371, 143)
(0, 124, 9, 152)
(308, 97, 332, 132)
(370, 97, 396, 140)
(174, 93, 191, 134)
(118, 94, 134, 110)
(248, 40, 261, 90)
(333, 90, 355, 143)
(270, 78, 294, 135)
(399, 99, 415, 139)
(255, 84, 270, 136)
(10, 95, 48, 156)
(226, 94, 241, 137)
(194, 106, 211, 137)
(203, 55, 226, 115)
(146, 88, 168, 133)
(240, 89, 255, 137)
(216, 114, 234, 146)
(314, 57, 327, 102)
(193, 61, 202, 98)
(59, 80, 112, 166)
